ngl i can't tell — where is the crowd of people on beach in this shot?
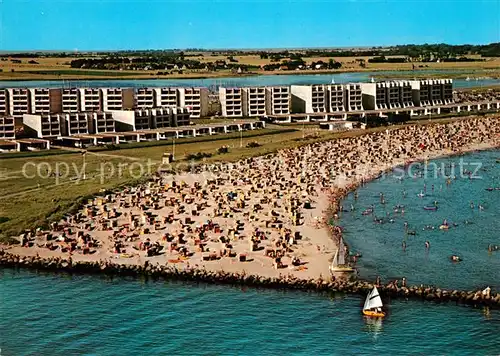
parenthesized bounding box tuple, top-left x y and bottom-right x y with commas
(454, 89, 500, 104)
(10, 114, 500, 282)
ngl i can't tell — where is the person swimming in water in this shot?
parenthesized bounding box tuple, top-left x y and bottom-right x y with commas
(425, 241, 430, 249)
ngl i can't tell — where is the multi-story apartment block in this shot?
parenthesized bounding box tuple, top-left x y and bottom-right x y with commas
(266, 86, 290, 115)
(345, 84, 363, 111)
(7, 88, 31, 122)
(442, 79, 453, 104)
(398, 81, 414, 108)
(0, 116, 15, 139)
(61, 88, 81, 113)
(23, 113, 63, 138)
(155, 87, 179, 108)
(241, 87, 266, 117)
(0, 89, 9, 116)
(430, 79, 443, 106)
(90, 112, 115, 134)
(219, 87, 243, 117)
(170, 107, 191, 127)
(291, 85, 328, 113)
(327, 84, 345, 112)
(63, 112, 90, 136)
(79, 88, 102, 112)
(386, 82, 402, 109)
(361, 82, 388, 110)
(102, 88, 135, 111)
(28, 88, 62, 114)
(135, 88, 156, 109)
(150, 108, 171, 129)
(178, 87, 209, 118)
(150, 107, 191, 128)
(111, 109, 151, 131)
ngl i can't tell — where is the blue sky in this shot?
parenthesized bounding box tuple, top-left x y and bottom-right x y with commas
(0, 0, 498, 50)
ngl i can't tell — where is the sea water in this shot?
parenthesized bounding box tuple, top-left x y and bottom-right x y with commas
(0, 268, 499, 356)
(0, 70, 498, 89)
(340, 150, 500, 291)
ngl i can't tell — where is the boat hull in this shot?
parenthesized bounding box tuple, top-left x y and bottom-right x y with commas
(363, 310, 386, 318)
(330, 267, 355, 273)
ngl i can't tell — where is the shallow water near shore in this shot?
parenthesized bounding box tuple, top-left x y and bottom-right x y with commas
(0, 268, 499, 355)
(340, 149, 500, 291)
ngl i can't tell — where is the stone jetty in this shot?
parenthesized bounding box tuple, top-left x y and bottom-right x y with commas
(1, 250, 499, 309)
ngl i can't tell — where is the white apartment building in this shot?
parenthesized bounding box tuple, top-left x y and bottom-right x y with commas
(61, 88, 81, 113)
(79, 88, 102, 112)
(242, 87, 266, 116)
(266, 86, 290, 115)
(111, 109, 151, 131)
(0, 116, 15, 139)
(0, 89, 8, 116)
(7, 88, 31, 121)
(345, 84, 363, 111)
(442, 79, 453, 104)
(23, 113, 63, 138)
(361, 82, 388, 110)
(219, 87, 243, 117)
(291, 85, 328, 113)
(398, 81, 414, 108)
(63, 112, 90, 136)
(178, 87, 209, 118)
(150, 107, 191, 128)
(90, 112, 115, 134)
(135, 88, 156, 109)
(386, 82, 402, 109)
(102, 88, 135, 111)
(28, 88, 62, 115)
(327, 84, 345, 112)
(155, 87, 179, 108)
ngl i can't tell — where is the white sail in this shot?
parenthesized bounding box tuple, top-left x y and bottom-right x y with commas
(331, 249, 339, 269)
(363, 287, 383, 310)
(337, 239, 346, 265)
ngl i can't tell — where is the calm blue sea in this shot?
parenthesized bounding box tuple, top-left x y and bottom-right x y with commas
(1, 150, 499, 355)
(0, 70, 498, 89)
(0, 268, 499, 356)
(340, 150, 500, 291)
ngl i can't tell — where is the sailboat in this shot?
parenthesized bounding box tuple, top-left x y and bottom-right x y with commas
(362, 286, 386, 318)
(329, 237, 355, 273)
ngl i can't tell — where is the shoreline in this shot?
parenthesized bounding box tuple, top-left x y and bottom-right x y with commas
(1, 115, 499, 308)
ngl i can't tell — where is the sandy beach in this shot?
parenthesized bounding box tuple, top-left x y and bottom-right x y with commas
(3, 115, 500, 282)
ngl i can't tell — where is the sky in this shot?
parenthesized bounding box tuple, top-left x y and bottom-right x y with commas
(0, 0, 499, 50)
